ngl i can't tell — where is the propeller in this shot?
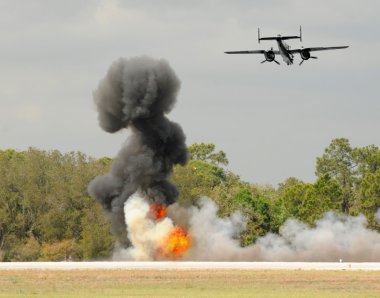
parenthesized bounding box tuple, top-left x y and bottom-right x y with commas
(261, 60, 281, 65)
(299, 56, 318, 66)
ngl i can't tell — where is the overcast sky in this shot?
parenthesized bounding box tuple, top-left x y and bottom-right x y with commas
(1, 0, 379, 185)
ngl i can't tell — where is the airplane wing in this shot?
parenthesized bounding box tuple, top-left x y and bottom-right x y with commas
(225, 50, 280, 54)
(225, 50, 265, 54)
(289, 46, 348, 54)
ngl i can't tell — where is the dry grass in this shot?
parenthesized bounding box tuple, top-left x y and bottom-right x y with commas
(0, 269, 379, 297)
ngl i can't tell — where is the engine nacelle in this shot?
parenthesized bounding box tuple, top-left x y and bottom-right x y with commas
(264, 50, 275, 62)
(300, 49, 311, 60)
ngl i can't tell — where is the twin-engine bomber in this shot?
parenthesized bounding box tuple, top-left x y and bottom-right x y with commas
(225, 26, 348, 66)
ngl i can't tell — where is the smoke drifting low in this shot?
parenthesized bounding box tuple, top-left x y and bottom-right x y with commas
(128, 196, 380, 262)
(252, 210, 380, 262)
(89, 57, 187, 245)
(114, 194, 380, 262)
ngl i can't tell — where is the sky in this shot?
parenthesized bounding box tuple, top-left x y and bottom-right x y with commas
(1, 0, 379, 185)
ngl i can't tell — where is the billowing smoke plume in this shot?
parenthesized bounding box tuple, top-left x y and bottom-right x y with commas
(89, 57, 187, 245)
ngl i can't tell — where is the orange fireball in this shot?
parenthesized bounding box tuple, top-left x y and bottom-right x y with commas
(159, 226, 191, 259)
(149, 203, 167, 221)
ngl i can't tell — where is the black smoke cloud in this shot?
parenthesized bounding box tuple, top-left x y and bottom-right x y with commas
(88, 56, 188, 246)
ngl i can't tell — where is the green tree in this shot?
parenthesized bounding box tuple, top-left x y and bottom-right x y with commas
(40, 239, 80, 261)
(316, 138, 355, 214)
(173, 144, 232, 205)
(352, 145, 380, 177)
(280, 175, 341, 225)
(188, 143, 229, 166)
(211, 184, 285, 246)
(173, 159, 227, 205)
(233, 189, 272, 244)
(14, 236, 41, 261)
(2, 139, 379, 260)
(0, 150, 31, 260)
(80, 205, 114, 259)
(0, 148, 113, 260)
(358, 170, 380, 230)
(277, 177, 303, 196)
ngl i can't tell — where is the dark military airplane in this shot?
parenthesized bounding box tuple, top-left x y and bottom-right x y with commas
(225, 27, 348, 65)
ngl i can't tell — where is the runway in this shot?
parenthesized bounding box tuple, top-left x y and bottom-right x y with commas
(1, 261, 380, 270)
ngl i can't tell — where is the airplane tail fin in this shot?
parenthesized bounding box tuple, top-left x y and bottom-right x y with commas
(258, 28, 260, 44)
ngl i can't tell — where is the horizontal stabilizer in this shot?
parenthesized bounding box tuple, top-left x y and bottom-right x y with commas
(260, 35, 301, 41)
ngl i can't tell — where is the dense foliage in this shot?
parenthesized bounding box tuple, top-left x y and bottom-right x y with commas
(0, 138, 379, 260)
(0, 149, 114, 261)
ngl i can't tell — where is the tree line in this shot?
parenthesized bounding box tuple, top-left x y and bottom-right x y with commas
(0, 138, 379, 261)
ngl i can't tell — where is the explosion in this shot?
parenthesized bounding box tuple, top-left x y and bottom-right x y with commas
(118, 193, 191, 260)
(159, 226, 191, 259)
(149, 203, 167, 221)
(149, 202, 191, 259)
(150, 202, 191, 259)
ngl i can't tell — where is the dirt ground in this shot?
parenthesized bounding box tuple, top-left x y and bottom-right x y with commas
(0, 269, 379, 297)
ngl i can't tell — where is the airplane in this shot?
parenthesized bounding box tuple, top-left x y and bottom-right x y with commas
(225, 26, 348, 66)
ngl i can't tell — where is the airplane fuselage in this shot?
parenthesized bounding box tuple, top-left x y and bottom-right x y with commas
(276, 39, 294, 65)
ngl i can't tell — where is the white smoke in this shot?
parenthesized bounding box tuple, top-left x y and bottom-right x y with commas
(254, 212, 380, 261)
(115, 195, 380, 262)
(113, 193, 175, 261)
(184, 198, 247, 261)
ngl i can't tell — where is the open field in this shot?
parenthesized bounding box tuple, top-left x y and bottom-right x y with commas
(1, 261, 380, 270)
(0, 268, 379, 298)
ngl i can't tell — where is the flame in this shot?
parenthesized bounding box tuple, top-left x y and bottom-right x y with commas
(148, 202, 191, 259)
(158, 226, 191, 259)
(149, 203, 167, 221)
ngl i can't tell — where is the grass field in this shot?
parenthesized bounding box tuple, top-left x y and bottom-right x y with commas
(0, 269, 379, 298)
